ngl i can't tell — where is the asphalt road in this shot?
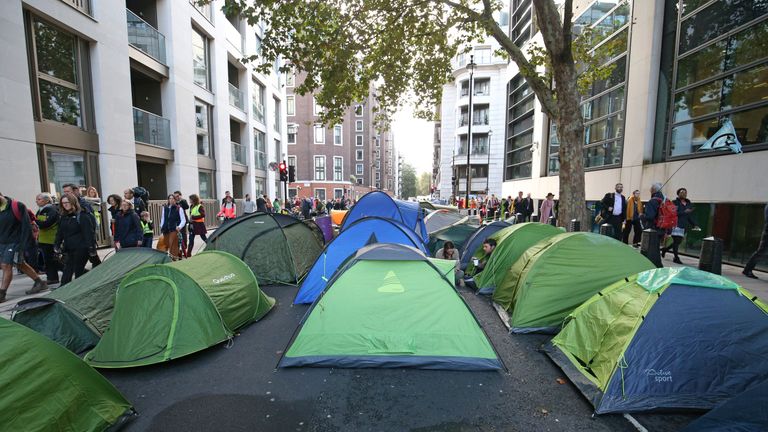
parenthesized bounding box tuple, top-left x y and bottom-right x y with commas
(102, 284, 698, 432)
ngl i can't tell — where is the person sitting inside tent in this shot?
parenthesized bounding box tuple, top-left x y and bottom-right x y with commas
(435, 241, 462, 285)
(473, 238, 496, 274)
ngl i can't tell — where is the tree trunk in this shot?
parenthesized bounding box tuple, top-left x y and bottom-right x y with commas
(552, 65, 589, 229)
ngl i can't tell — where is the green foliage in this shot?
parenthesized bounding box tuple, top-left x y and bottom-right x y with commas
(417, 172, 432, 195)
(400, 163, 418, 199)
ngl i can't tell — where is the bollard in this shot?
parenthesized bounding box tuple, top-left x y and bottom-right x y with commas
(699, 236, 723, 275)
(532, 215, 539, 223)
(548, 216, 557, 226)
(641, 229, 662, 268)
(568, 219, 581, 232)
(515, 213, 523, 224)
(599, 223, 614, 237)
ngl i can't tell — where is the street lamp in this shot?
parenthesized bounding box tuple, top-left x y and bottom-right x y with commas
(486, 130, 492, 195)
(465, 55, 476, 208)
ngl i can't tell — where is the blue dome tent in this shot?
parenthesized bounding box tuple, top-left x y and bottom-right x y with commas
(341, 191, 428, 244)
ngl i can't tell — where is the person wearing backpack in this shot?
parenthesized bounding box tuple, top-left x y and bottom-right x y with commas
(35, 193, 60, 286)
(62, 184, 101, 269)
(0, 192, 48, 303)
(54, 193, 94, 286)
(743, 203, 768, 279)
(642, 182, 675, 268)
(661, 188, 699, 264)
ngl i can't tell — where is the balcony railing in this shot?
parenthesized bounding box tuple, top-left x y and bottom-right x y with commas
(231, 142, 247, 164)
(127, 9, 167, 64)
(133, 107, 171, 148)
(229, 83, 245, 111)
(62, 0, 90, 15)
(252, 100, 265, 123)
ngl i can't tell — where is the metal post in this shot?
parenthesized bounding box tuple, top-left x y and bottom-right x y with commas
(599, 223, 614, 237)
(569, 219, 581, 232)
(699, 236, 723, 275)
(548, 216, 556, 226)
(516, 213, 523, 224)
(641, 229, 662, 268)
(464, 55, 475, 208)
(531, 214, 539, 223)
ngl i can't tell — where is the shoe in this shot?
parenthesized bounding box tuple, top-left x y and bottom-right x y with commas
(742, 270, 759, 279)
(25, 279, 48, 295)
(660, 248, 667, 258)
(673, 257, 683, 264)
(632, 243, 640, 248)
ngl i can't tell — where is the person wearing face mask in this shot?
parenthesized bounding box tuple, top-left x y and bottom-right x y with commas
(622, 189, 644, 247)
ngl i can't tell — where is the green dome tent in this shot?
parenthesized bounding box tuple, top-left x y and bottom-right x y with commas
(12, 248, 170, 354)
(473, 223, 562, 293)
(206, 212, 323, 285)
(84, 251, 274, 368)
(281, 243, 502, 370)
(492, 232, 655, 333)
(544, 268, 768, 414)
(0, 317, 134, 431)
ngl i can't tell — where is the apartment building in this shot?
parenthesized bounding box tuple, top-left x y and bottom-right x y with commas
(286, 72, 396, 201)
(500, 0, 767, 268)
(0, 0, 286, 205)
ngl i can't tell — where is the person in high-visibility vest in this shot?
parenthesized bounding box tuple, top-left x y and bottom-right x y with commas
(140, 211, 154, 248)
(188, 194, 208, 256)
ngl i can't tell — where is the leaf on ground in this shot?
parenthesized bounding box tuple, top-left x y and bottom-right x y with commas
(556, 378, 567, 385)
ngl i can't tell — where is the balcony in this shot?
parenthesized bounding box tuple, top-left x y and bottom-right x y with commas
(127, 9, 166, 65)
(224, 19, 245, 54)
(133, 108, 171, 149)
(232, 142, 247, 165)
(229, 83, 245, 111)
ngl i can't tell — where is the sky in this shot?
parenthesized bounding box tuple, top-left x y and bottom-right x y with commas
(392, 105, 435, 175)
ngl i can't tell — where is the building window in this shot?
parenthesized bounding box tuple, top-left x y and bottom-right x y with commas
(314, 156, 325, 180)
(315, 188, 326, 201)
(286, 95, 295, 116)
(355, 120, 364, 132)
(474, 78, 490, 96)
(375, 172, 381, 180)
(254, 130, 266, 170)
(252, 78, 265, 123)
(474, 47, 492, 64)
(333, 156, 343, 181)
(334, 188, 344, 199)
(288, 188, 298, 199)
(286, 71, 295, 87)
(255, 178, 265, 197)
(459, 134, 490, 156)
(314, 125, 325, 144)
(192, 27, 210, 90)
(274, 97, 281, 132)
(356, 149, 364, 161)
(287, 124, 297, 144)
(505, 73, 534, 180)
(287, 155, 296, 168)
(46, 151, 86, 194)
(375, 182, 381, 189)
(198, 170, 213, 199)
(313, 97, 323, 116)
(196, 101, 212, 157)
(29, 17, 90, 128)
(357, 178, 364, 185)
(354, 104, 363, 116)
(275, 139, 281, 165)
(510, 0, 533, 46)
(355, 163, 364, 175)
(460, 105, 490, 126)
(356, 135, 364, 146)
(333, 125, 343, 145)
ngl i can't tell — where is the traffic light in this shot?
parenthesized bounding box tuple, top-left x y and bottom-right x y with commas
(288, 165, 296, 183)
(279, 161, 288, 182)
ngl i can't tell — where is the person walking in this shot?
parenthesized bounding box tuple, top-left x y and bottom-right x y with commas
(35, 193, 60, 286)
(513, 191, 525, 220)
(601, 183, 626, 241)
(488, 194, 500, 220)
(641, 182, 666, 268)
(470, 198, 477, 216)
(85, 187, 102, 229)
(540, 193, 555, 223)
(113, 200, 143, 250)
(123, 188, 147, 214)
(54, 193, 94, 286)
(743, 203, 768, 279)
(622, 189, 644, 247)
(217, 195, 236, 224)
(140, 211, 154, 248)
(63, 184, 101, 268)
(160, 194, 186, 260)
(106, 194, 122, 237)
(273, 197, 282, 214)
(0, 192, 47, 302)
(243, 194, 257, 214)
(187, 194, 207, 256)
(174, 191, 190, 257)
(661, 188, 698, 264)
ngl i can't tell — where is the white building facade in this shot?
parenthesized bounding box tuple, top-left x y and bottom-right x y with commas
(0, 0, 287, 205)
(501, 0, 768, 269)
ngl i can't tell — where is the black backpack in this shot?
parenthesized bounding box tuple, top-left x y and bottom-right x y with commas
(132, 187, 150, 209)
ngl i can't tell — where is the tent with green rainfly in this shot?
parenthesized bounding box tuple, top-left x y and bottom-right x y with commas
(12, 248, 170, 354)
(427, 221, 478, 256)
(471, 223, 561, 292)
(280, 243, 502, 370)
(206, 212, 323, 285)
(0, 317, 134, 431)
(492, 232, 655, 333)
(544, 267, 768, 414)
(84, 251, 274, 368)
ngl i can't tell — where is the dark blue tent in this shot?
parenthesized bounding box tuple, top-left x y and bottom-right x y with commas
(458, 221, 511, 271)
(294, 217, 428, 304)
(342, 191, 428, 243)
(681, 381, 768, 432)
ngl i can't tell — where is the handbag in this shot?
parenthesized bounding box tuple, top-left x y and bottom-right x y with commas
(594, 214, 604, 225)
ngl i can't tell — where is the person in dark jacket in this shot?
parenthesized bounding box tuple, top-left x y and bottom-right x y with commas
(160, 194, 186, 260)
(62, 184, 101, 268)
(255, 194, 267, 213)
(0, 192, 47, 302)
(601, 183, 627, 241)
(54, 193, 94, 286)
(641, 182, 665, 268)
(35, 193, 60, 285)
(173, 191, 190, 257)
(743, 203, 768, 279)
(113, 200, 143, 250)
(661, 188, 699, 264)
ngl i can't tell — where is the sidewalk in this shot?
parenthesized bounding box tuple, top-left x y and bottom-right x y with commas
(1, 235, 209, 318)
